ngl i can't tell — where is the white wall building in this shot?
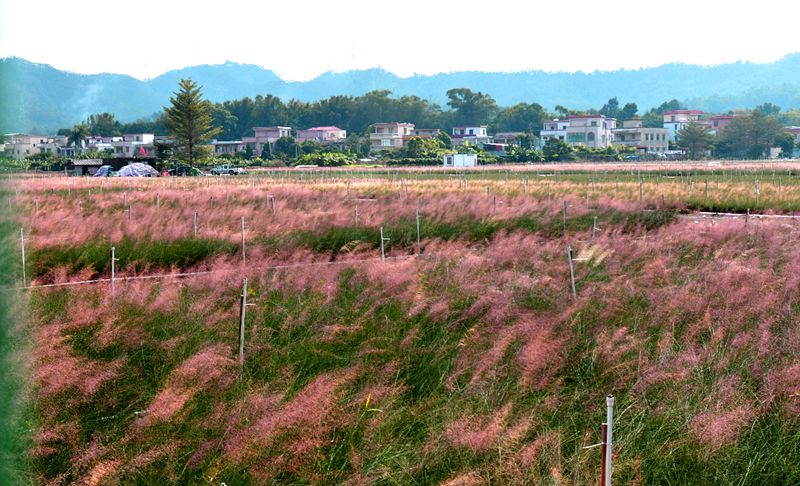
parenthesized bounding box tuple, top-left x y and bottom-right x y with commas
(540, 119, 569, 146)
(243, 126, 292, 157)
(565, 115, 615, 148)
(663, 110, 704, 141)
(451, 125, 490, 146)
(369, 122, 415, 151)
(443, 153, 478, 167)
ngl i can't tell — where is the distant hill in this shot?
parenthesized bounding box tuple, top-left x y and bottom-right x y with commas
(2, 55, 800, 134)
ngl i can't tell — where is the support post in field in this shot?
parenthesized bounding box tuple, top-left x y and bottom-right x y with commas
(568, 245, 577, 299)
(563, 200, 567, 233)
(416, 207, 421, 255)
(746, 208, 750, 226)
(35, 199, 39, 216)
(20, 227, 26, 287)
(639, 180, 643, 204)
(601, 423, 608, 486)
(605, 395, 615, 486)
(355, 206, 359, 227)
(110, 246, 118, 295)
(380, 226, 390, 261)
(592, 216, 597, 240)
(239, 277, 248, 377)
(241, 216, 246, 263)
(193, 210, 198, 238)
(493, 195, 497, 216)
(128, 204, 132, 222)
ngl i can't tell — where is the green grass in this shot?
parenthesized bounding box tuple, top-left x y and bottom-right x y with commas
(0, 191, 32, 483)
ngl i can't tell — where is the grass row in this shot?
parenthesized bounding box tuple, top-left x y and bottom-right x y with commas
(29, 260, 800, 484)
(26, 209, 676, 280)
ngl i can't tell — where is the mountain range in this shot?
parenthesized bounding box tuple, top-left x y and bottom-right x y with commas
(2, 55, 800, 134)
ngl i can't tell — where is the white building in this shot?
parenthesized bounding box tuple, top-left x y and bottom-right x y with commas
(296, 126, 347, 144)
(663, 110, 704, 141)
(565, 115, 616, 148)
(540, 119, 569, 145)
(243, 126, 292, 157)
(612, 119, 669, 154)
(3, 134, 67, 160)
(369, 122, 415, 151)
(443, 153, 478, 167)
(451, 125, 491, 146)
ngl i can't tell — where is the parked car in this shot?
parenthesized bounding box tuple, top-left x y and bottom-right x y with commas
(211, 164, 245, 175)
(168, 165, 205, 176)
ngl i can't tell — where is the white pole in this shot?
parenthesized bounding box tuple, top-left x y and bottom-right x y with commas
(20, 227, 26, 287)
(592, 216, 597, 240)
(605, 394, 615, 486)
(380, 226, 385, 260)
(416, 207, 421, 255)
(241, 216, 246, 263)
(111, 246, 116, 295)
(239, 277, 248, 376)
(568, 245, 577, 299)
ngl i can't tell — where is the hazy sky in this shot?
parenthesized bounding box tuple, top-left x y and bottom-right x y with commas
(2, 0, 799, 81)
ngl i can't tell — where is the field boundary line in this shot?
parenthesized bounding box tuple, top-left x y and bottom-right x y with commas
(7, 254, 424, 291)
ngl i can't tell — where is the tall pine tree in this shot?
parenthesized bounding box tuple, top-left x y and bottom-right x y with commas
(164, 79, 221, 166)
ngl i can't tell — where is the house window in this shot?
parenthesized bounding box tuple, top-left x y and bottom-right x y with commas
(382, 139, 391, 147)
(591, 121, 597, 127)
(468, 129, 474, 135)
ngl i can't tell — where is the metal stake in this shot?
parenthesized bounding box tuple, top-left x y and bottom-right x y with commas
(380, 227, 390, 261)
(568, 245, 577, 299)
(20, 227, 26, 287)
(605, 395, 615, 486)
(239, 277, 248, 376)
(241, 216, 246, 263)
(416, 207, 421, 254)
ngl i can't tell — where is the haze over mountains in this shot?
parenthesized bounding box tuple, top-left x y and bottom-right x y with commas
(2, 54, 800, 134)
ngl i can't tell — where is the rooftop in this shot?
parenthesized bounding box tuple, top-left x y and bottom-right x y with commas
(663, 110, 704, 115)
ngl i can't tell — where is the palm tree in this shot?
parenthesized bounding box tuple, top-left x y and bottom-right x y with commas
(67, 124, 90, 155)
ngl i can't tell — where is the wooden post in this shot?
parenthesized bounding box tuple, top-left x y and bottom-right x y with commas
(592, 216, 597, 240)
(380, 226, 387, 260)
(563, 200, 567, 233)
(355, 205, 359, 227)
(193, 210, 198, 238)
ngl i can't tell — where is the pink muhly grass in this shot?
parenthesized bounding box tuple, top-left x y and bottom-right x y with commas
(443, 402, 513, 453)
(517, 322, 564, 389)
(690, 406, 756, 451)
(517, 430, 560, 467)
(225, 366, 359, 463)
(765, 363, 800, 414)
(81, 459, 122, 486)
(440, 470, 484, 486)
(138, 344, 234, 427)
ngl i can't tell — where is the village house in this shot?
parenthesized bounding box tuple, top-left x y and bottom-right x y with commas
(210, 140, 248, 156)
(663, 110, 705, 141)
(3, 134, 68, 160)
(243, 126, 292, 157)
(612, 119, 669, 154)
(369, 122, 415, 151)
(451, 125, 491, 147)
(565, 115, 616, 149)
(539, 119, 569, 145)
(296, 126, 347, 144)
(709, 114, 736, 135)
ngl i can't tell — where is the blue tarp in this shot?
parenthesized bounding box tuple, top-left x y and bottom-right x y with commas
(117, 162, 158, 177)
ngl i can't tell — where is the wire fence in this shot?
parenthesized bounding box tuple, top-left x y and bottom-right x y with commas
(8, 253, 424, 291)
